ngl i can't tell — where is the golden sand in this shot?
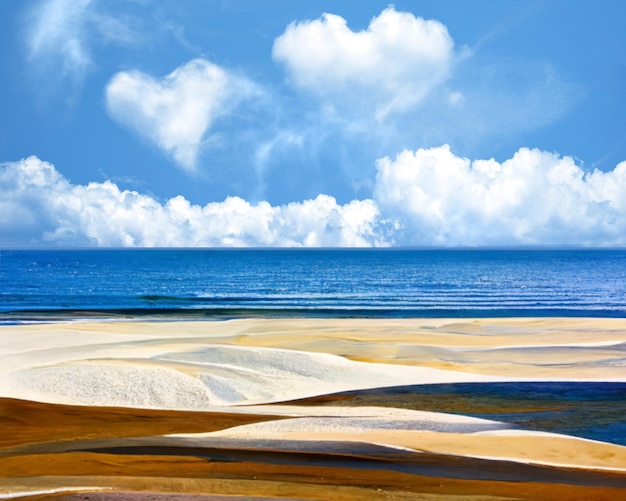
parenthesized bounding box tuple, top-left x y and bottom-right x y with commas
(0, 318, 625, 500)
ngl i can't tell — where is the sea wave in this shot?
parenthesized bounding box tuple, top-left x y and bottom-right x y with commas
(3, 249, 626, 321)
(3, 305, 626, 324)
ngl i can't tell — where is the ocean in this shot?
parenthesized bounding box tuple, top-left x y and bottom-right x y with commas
(1, 248, 625, 322)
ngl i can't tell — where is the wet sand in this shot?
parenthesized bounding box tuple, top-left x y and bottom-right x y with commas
(1, 318, 625, 500)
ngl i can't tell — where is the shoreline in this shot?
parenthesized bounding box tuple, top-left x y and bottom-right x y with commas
(4, 301, 626, 327)
(1, 317, 625, 499)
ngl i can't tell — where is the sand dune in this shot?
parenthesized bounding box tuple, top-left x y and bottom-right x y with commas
(7, 345, 511, 409)
(1, 318, 625, 500)
(2, 318, 626, 410)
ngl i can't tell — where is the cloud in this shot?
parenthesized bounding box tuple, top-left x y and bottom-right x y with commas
(439, 60, 583, 150)
(25, 0, 94, 83)
(272, 6, 454, 120)
(3, 150, 626, 248)
(0, 157, 383, 247)
(105, 59, 258, 172)
(24, 0, 140, 89)
(374, 145, 626, 246)
(268, 6, 581, 185)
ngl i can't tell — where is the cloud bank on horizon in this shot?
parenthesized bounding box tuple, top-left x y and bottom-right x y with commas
(2, 1, 625, 247)
(3, 149, 625, 247)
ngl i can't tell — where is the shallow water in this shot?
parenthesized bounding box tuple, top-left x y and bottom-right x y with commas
(288, 381, 626, 445)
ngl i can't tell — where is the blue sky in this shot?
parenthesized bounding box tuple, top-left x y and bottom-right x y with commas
(1, 0, 625, 247)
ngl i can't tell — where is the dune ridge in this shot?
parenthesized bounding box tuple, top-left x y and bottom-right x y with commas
(3, 318, 626, 410)
(7, 346, 513, 410)
(1, 318, 625, 499)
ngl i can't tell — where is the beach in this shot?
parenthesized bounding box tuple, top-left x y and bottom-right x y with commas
(1, 317, 625, 500)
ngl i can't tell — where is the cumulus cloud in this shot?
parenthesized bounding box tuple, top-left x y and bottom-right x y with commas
(106, 59, 258, 172)
(374, 145, 626, 246)
(2, 151, 626, 248)
(0, 157, 383, 247)
(272, 6, 454, 120)
(268, 6, 581, 180)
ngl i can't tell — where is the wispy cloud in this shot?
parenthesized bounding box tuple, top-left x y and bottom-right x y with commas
(25, 0, 94, 83)
(443, 58, 583, 149)
(23, 0, 141, 93)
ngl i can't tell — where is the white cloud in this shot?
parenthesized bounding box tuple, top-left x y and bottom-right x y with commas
(24, 0, 140, 87)
(268, 6, 581, 178)
(25, 0, 94, 82)
(374, 145, 626, 246)
(105, 59, 258, 172)
(0, 157, 383, 247)
(272, 6, 454, 120)
(3, 151, 626, 248)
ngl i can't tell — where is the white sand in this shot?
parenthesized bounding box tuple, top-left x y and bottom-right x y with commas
(5, 344, 508, 409)
(168, 406, 510, 438)
(2, 318, 626, 479)
(1, 318, 626, 410)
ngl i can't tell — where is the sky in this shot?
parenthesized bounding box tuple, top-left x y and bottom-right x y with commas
(1, 0, 625, 247)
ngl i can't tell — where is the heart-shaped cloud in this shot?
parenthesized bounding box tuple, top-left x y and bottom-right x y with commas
(106, 58, 250, 172)
(273, 7, 454, 121)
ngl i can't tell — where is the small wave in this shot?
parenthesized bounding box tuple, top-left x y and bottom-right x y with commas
(2, 305, 626, 324)
(138, 294, 189, 302)
(4, 249, 626, 321)
(137, 294, 275, 303)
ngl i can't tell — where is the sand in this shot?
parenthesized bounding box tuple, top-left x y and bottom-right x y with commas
(0, 317, 625, 500)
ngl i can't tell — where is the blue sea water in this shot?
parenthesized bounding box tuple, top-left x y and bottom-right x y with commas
(1, 248, 625, 321)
